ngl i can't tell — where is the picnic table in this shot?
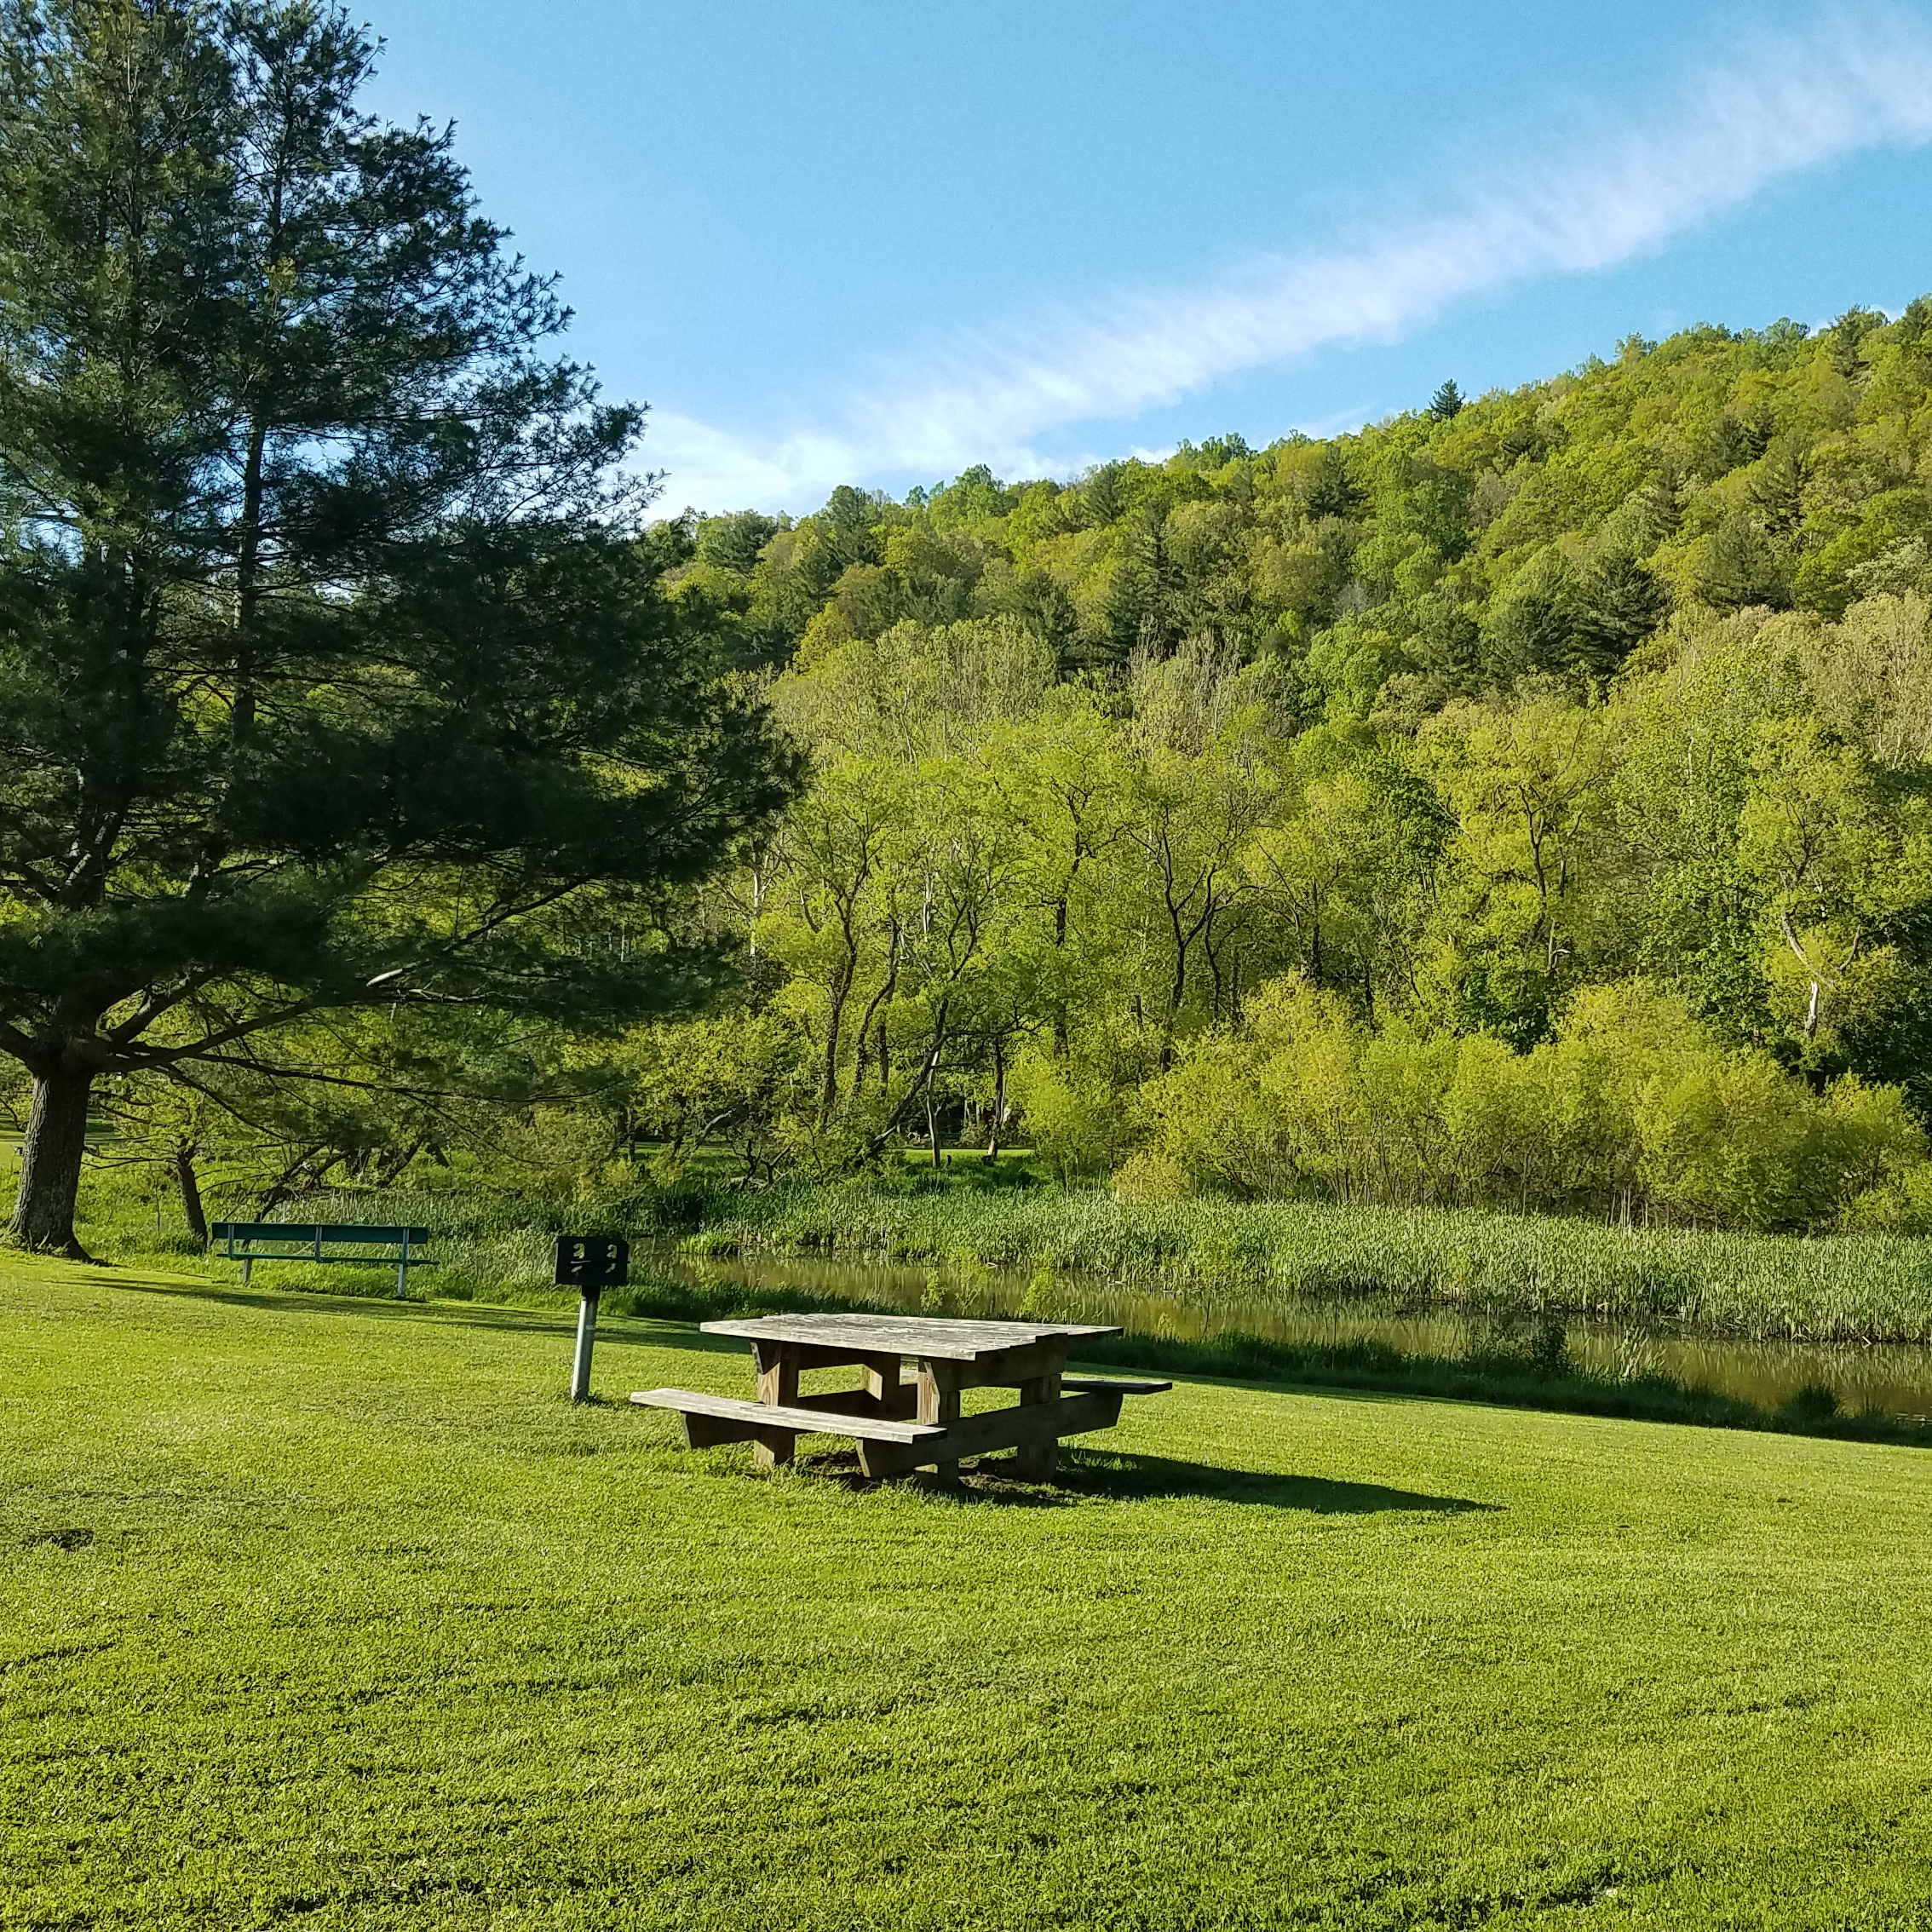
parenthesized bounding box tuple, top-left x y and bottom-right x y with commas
(631, 1312, 1169, 1481)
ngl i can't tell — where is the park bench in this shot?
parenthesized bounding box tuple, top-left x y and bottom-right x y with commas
(210, 1222, 432, 1298)
(632, 1312, 1170, 1480)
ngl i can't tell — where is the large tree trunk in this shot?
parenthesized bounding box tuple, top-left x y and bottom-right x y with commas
(10, 1072, 95, 1259)
(175, 1143, 209, 1245)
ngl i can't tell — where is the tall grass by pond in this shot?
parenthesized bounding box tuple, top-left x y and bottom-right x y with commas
(686, 1184, 1932, 1346)
(91, 1170, 1932, 1346)
(64, 1160, 1932, 1344)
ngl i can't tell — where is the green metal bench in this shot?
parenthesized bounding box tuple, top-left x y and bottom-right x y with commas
(210, 1222, 432, 1298)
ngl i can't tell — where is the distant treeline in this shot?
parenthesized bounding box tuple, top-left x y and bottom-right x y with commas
(590, 312, 1929, 1231)
(92, 310, 1932, 1235)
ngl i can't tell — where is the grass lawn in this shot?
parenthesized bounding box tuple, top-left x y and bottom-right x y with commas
(4, 1267, 1932, 1929)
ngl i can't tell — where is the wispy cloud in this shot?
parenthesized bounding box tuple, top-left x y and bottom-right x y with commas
(647, 9, 1932, 513)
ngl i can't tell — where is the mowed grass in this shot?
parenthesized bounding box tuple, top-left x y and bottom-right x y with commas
(4, 1267, 1932, 1930)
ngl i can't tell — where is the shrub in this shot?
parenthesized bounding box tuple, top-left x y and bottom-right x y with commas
(1131, 973, 1930, 1230)
(1008, 1048, 1140, 1186)
(1110, 1150, 1191, 1202)
(1839, 1160, 1932, 1233)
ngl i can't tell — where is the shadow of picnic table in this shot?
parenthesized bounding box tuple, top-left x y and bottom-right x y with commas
(795, 1445, 1498, 1515)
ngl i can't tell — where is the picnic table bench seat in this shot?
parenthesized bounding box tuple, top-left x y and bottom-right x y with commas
(630, 1388, 946, 1446)
(633, 1356, 1170, 1480)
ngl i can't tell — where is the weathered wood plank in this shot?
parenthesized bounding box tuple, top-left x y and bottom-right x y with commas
(789, 1386, 918, 1422)
(739, 1340, 886, 1373)
(1061, 1376, 1173, 1396)
(629, 1388, 944, 1445)
(750, 1342, 800, 1469)
(681, 1409, 762, 1449)
(945, 1337, 1073, 1392)
(863, 1353, 918, 1420)
(917, 1359, 963, 1484)
(1011, 1366, 1062, 1481)
(700, 1313, 1121, 1362)
(633, 1381, 1133, 1476)
(924, 1389, 1125, 1462)
(857, 1440, 923, 1479)
(870, 1387, 1133, 1474)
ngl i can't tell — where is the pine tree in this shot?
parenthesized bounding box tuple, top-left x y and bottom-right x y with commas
(1428, 379, 1465, 421)
(0, 0, 795, 1254)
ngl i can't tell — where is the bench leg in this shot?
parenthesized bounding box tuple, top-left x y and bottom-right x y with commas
(751, 1343, 801, 1469)
(684, 1412, 761, 1448)
(856, 1440, 920, 1480)
(917, 1360, 962, 1483)
(1011, 1371, 1062, 1481)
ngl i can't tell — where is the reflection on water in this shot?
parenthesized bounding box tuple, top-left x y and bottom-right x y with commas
(651, 1245, 1932, 1425)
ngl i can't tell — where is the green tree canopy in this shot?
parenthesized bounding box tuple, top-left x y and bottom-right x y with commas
(0, 0, 794, 1252)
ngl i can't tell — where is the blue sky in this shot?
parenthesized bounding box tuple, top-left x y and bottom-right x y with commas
(362, 2, 1932, 513)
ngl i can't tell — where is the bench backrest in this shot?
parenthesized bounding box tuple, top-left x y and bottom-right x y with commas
(210, 1222, 430, 1249)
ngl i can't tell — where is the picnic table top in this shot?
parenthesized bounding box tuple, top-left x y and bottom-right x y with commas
(699, 1311, 1122, 1362)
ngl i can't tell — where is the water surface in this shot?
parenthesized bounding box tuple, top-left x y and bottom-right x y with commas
(649, 1245, 1932, 1424)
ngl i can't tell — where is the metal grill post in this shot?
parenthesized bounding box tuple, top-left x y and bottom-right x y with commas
(571, 1288, 600, 1401)
(555, 1234, 628, 1401)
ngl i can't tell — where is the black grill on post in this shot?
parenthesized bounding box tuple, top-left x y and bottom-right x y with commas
(557, 1235, 630, 1401)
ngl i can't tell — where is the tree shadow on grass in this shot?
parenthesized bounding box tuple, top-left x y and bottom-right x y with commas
(793, 1446, 1498, 1515)
(101, 1276, 749, 1354)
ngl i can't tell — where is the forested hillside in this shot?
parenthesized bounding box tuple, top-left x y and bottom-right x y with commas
(73, 306, 1932, 1238)
(630, 308, 1932, 1232)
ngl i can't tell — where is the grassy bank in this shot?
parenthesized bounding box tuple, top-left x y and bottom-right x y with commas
(51, 1179, 1932, 1447)
(687, 1181, 1932, 1345)
(50, 1155, 1932, 1348)
(6, 1256, 1932, 1929)
(40, 1163, 1932, 1441)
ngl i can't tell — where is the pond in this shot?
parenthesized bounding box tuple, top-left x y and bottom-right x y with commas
(649, 1245, 1932, 1426)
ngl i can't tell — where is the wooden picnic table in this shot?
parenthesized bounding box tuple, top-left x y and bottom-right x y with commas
(631, 1311, 1168, 1481)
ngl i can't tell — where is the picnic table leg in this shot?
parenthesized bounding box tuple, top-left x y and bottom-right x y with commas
(862, 1351, 917, 1420)
(1011, 1366, 1063, 1481)
(750, 1341, 800, 1469)
(917, 1359, 962, 1483)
